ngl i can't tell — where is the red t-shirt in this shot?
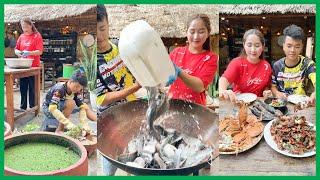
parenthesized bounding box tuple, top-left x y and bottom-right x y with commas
(222, 57, 272, 97)
(169, 46, 218, 106)
(15, 32, 43, 67)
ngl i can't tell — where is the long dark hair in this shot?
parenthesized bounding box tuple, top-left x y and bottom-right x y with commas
(20, 17, 38, 33)
(187, 14, 211, 51)
(240, 29, 265, 59)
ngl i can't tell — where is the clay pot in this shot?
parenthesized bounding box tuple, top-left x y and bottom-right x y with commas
(82, 136, 97, 157)
(4, 122, 12, 138)
(4, 132, 88, 176)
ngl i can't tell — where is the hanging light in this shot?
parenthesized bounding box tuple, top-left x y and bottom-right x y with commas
(262, 16, 266, 20)
(222, 32, 226, 36)
(227, 28, 230, 31)
(260, 26, 264, 29)
(277, 32, 281, 36)
(221, 17, 225, 21)
(308, 30, 312, 33)
(8, 23, 10, 26)
(13, 30, 18, 34)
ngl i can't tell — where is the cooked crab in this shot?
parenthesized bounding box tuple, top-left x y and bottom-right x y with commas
(219, 103, 264, 153)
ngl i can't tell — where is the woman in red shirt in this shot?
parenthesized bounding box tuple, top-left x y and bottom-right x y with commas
(219, 29, 272, 102)
(14, 18, 43, 110)
(167, 14, 218, 106)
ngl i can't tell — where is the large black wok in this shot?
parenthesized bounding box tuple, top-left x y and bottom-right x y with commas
(98, 99, 219, 175)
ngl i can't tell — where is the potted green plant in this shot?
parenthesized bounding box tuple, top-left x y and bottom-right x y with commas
(79, 35, 97, 111)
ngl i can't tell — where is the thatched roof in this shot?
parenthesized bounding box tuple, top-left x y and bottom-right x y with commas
(219, 4, 315, 15)
(4, 4, 95, 23)
(107, 5, 219, 38)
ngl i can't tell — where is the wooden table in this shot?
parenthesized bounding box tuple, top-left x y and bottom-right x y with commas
(4, 67, 41, 129)
(40, 62, 45, 92)
(217, 99, 316, 175)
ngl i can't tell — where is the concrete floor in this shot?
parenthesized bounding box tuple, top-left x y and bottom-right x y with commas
(4, 82, 102, 176)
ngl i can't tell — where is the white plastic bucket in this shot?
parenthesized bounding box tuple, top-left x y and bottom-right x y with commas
(119, 20, 175, 87)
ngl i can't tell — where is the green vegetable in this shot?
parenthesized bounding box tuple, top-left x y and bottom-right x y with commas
(65, 126, 82, 139)
(22, 123, 40, 132)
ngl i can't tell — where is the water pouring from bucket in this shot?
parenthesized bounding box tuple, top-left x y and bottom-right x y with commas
(118, 20, 174, 139)
(118, 20, 175, 87)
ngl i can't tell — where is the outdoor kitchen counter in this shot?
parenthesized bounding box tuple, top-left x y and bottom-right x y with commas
(4, 66, 41, 129)
(217, 98, 316, 175)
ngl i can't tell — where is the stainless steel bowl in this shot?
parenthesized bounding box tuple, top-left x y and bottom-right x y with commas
(5, 58, 33, 69)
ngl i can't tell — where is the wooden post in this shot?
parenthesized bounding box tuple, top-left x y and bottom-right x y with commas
(35, 69, 41, 115)
(5, 74, 15, 128)
(41, 63, 45, 92)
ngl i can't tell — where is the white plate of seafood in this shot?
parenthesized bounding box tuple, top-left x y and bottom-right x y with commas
(219, 102, 264, 154)
(236, 93, 257, 104)
(287, 94, 309, 105)
(264, 116, 316, 158)
(249, 99, 287, 121)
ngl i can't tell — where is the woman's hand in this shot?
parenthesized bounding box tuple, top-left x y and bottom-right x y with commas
(219, 89, 237, 102)
(262, 90, 272, 98)
(14, 49, 23, 57)
(22, 50, 31, 57)
(166, 63, 181, 86)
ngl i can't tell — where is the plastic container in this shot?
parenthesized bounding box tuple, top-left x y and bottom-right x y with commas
(119, 20, 175, 87)
(63, 64, 75, 78)
(5, 58, 33, 69)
